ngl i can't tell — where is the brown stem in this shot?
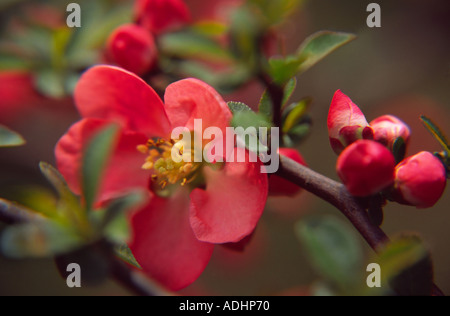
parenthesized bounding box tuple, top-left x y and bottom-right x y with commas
(277, 155, 445, 296)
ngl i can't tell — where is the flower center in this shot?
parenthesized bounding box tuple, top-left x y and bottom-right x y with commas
(137, 137, 201, 190)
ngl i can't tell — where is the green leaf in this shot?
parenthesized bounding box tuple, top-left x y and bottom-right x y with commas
(258, 89, 272, 117)
(282, 77, 297, 107)
(0, 221, 81, 258)
(81, 124, 119, 212)
(296, 31, 356, 75)
(374, 235, 432, 296)
(249, 0, 303, 25)
(0, 125, 25, 147)
(114, 243, 142, 270)
(35, 69, 66, 98)
(228, 6, 261, 65)
(268, 55, 303, 85)
(227, 101, 253, 115)
(258, 77, 297, 117)
(39, 162, 80, 212)
(0, 198, 45, 223)
(231, 111, 272, 154)
(296, 216, 363, 288)
(282, 98, 311, 133)
(99, 191, 147, 244)
(159, 31, 233, 63)
(420, 116, 450, 154)
(392, 137, 407, 164)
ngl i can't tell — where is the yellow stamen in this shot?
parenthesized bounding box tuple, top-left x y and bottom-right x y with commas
(138, 136, 201, 190)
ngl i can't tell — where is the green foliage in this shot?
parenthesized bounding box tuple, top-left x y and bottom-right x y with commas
(369, 235, 433, 296)
(268, 31, 356, 84)
(159, 31, 233, 63)
(0, 127, 145, 266)
(296, 31, 356, 74)
(392, 137, 407, 164)
(81, 124, 119, 212)
(1, 221, 81, 258)
(420, 116, 450, 155)
(295, 216, 364, 290)
(114, 243, 142, 270)
(229, 101, 272, 154)
(0, 125, 25, 147)
(228, 101, 253, 115)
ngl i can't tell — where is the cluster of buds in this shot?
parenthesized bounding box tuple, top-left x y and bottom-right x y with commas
(328, 90, 446, 208)
(105, 0, 190, 75)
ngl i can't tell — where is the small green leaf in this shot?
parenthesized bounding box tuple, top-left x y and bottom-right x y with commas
(99, 191, 147, 244)
(114, 243, 142, 270)
(421, 116, 450, 154)
(258, 77, 297, 117)
(282, 77, 297, 107)
(0, 125, 25, 147)
(0, 221, 81, 258)
(39, 162, 80, 216)
(296, 216, 363, 288)
(227, 101, 253, 115)
(374, 235, 432, 296)
(159, 31, 233, 63)
(392, 137, 406, 164)
(258, 90, 272, 117)
(35, 69, 66, 98)
(296, 31, 356, 75)
(82, 124, 119, 212)
(282, 98, 311, 133)
(231, 111, 272, 154)
(268, 55, 303, 85)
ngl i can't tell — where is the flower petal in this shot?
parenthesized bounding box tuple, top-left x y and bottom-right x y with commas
(55, 118, 150, 202)
(129, 188, 214, 291)
(74, 65, 171, 137)
(327, 90, 369, 138)
(164, 78, 232, 134)
(190, 148, 268, 244)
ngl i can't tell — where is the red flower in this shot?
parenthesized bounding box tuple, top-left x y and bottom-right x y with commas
(55, 65, 268, 290)
(327, 90, 374, 154)
(0, 71, 43, 123)
(134, 0, 191, 35)
(393, 152, 446, 208)
(337, 140, 396, 197)
(106, 24, 158, 76)
(268, 148, 306, 197)
(370, 115, 411, 151)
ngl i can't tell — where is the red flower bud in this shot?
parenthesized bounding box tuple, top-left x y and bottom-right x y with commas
(337, 140, 396, 197)
(269, 148, 306, 197)
(370, 115, 411, 151)
(328, 90, 373, 154)
(106, 24, 157, 76)
(393, 152, 446, 208)
(134, 0, 191, 35)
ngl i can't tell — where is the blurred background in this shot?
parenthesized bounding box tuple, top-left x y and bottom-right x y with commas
(0, 0, 449, 295)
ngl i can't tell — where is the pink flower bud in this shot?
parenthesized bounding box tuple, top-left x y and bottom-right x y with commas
(328, 90, 374, 154)
(269, 148, 306, 197)
(370, 115, 411, 151)
(106, 24, 157, 76)
(337, 140, 396, 197)
(393, 152, 446, 208)
(134, 0, 191, 35)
